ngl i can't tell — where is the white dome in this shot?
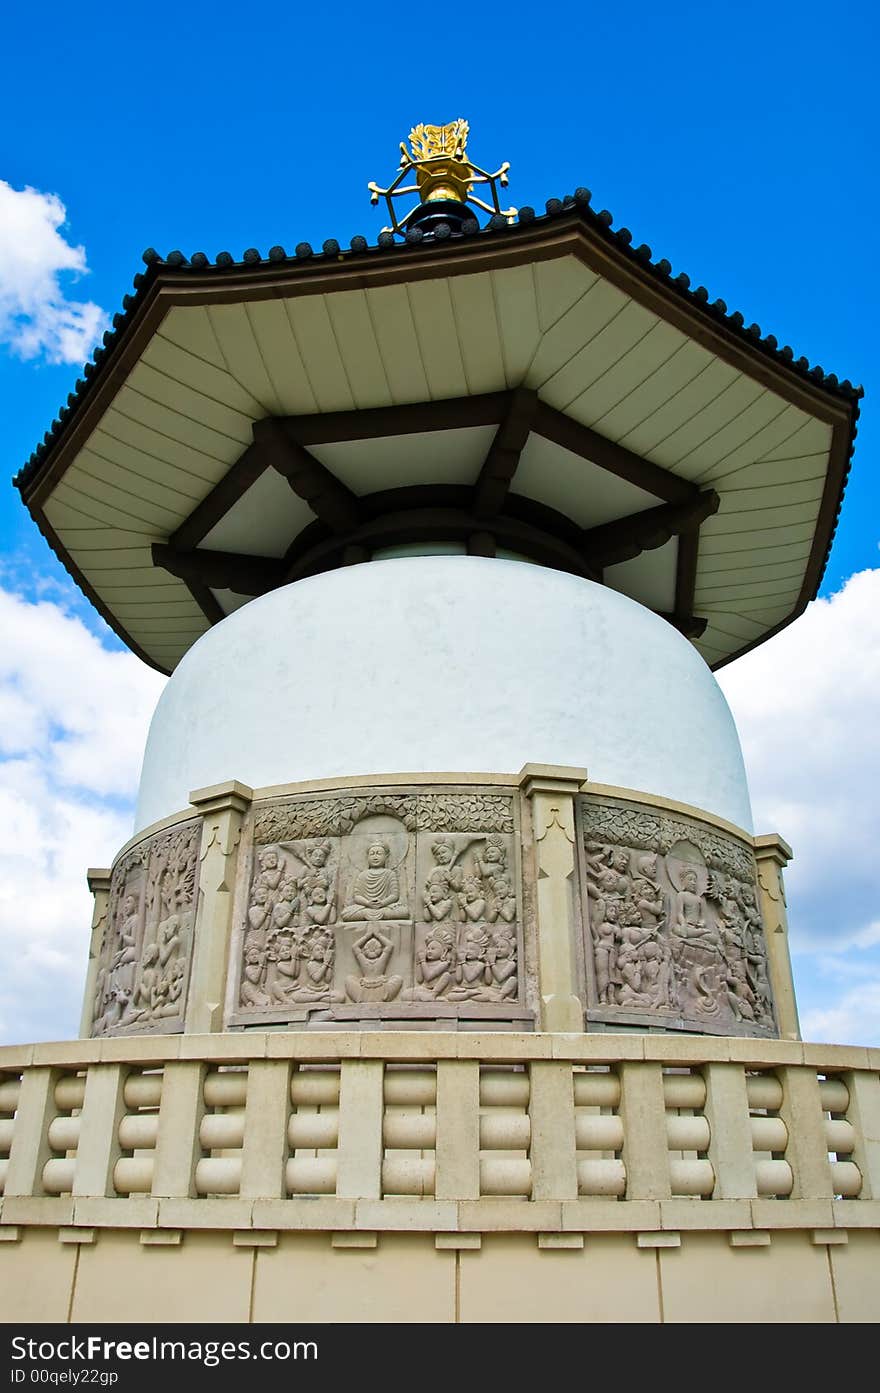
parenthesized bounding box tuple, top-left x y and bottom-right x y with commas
(134, 557, 752, 832)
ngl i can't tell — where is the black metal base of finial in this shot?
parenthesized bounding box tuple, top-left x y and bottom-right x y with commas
(406, 199, 475, 236)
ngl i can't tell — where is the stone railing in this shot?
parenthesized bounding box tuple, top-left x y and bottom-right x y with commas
(1, 1034, 877, 1248)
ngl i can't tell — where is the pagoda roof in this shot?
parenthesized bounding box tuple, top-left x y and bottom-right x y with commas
(14, 191, 861, 675)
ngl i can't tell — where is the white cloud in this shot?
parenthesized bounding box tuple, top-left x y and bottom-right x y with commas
(719, 568, 880, 948)
(0, 180, 109, 364)
(718, 568, 880, 1045)
(0, 590, 164, 795)
(0, 588, 165, 1044)
(801, 978, 880, 1048)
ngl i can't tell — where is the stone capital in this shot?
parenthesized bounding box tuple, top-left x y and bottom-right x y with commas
(754, 833, 793, 868)
(188, 780, 253, 817)
(518, 763, 589, 800)
(86, 868, 112, 894)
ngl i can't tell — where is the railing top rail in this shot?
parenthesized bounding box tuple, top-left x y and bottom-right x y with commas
(1, 1033, 877, 1073)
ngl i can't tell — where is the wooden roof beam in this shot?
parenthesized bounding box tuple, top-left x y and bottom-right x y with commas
(673, 529, 704, 641)
(186, 580, 225, 627)
(169, 444, 269, 551)
(253, 418, 361, 533)
(534, 402, 698, 505)
(473, 387, 539, 517)
(286, 392, 510, 446)
(582, 490, 720, 569)
(152, 543, 284, 596)
(283, 506, 594, 585)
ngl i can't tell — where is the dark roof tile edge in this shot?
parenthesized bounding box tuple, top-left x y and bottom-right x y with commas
(815, 393, 860, 596)
(13, 196, 863, 504)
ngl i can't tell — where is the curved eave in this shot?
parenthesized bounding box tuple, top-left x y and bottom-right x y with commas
(14, 203, 861, 676)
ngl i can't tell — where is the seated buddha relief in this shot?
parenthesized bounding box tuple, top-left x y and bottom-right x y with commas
(340, 839, 409, 921)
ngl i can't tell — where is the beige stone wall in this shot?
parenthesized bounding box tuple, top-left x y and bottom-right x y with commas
(1, 1032, 877, 1323)
(1, 1226, 877, 1324)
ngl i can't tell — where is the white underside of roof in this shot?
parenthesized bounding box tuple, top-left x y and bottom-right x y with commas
(202, 466, 313, 557)
(311, 426, 496, 495)
(41, 254, 833, 670)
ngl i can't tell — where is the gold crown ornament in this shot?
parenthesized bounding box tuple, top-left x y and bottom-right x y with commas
(369, 120, 516, 236)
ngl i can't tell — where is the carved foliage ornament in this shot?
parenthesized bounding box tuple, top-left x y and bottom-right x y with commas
(91, 819, 200, 1037)
(578, 796, 776, 1036)
(254, 792, 515, 843)
(580, 801, 754, 882)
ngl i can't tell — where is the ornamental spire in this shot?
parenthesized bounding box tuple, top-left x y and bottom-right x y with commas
(369, 120, 516, 237)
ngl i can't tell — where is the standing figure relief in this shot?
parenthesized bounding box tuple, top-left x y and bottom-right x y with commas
(579, 799, 776, 1033)
(668, 867, 724, 1016)
(92, 819, 200, 1036)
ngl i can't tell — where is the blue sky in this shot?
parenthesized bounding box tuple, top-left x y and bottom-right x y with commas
(1, 1, 878, 1044)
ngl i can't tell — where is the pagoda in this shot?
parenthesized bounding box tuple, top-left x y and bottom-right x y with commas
(2, 123, 876, 1326)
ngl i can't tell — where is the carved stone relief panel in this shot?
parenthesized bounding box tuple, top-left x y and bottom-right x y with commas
(228, 787, 532, 1028)
(411, 832, 519, 1006)
(91, 818, 200, 1037)
(576, 796, 777, 1038)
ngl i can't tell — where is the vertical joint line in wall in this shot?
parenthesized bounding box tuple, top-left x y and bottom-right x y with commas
(248, 1244, 258, 1324)
(455, 1249, 461, 1324)
(655, 1248, 665, 1325)
(66, 1241, 82, 1324)
(826, 1244, 840, 1324)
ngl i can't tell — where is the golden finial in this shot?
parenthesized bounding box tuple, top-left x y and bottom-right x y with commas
(369, 120, 516, 237)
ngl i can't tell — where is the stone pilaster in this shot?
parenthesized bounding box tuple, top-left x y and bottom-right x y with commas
(185, 781, 253, 1034)
(80, 869, 111, 1039)
(520, 763, 588, 1032)
(754, 833, 800, 1041)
